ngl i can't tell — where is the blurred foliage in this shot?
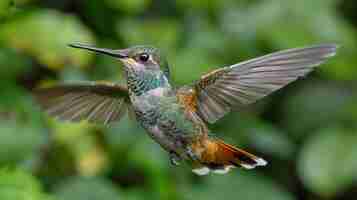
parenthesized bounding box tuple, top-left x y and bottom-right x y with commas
(0, 10, 94, 69)
(299, 127, 357, 197)
(185, 171, 295, 200)
(0, 169, 55, 200)
(0, 0, 357, 200)
(54, 177, 121, 200)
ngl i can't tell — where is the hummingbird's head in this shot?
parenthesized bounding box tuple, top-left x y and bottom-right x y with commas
(68, 43, 170, 76)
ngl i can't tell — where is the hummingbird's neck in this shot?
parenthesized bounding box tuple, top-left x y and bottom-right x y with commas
(125, 69, 171, 96)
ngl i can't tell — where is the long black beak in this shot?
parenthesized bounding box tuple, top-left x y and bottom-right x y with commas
(68, 43, 128, 58)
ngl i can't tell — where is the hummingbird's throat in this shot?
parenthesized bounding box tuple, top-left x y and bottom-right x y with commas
(126, 69, 171, 96)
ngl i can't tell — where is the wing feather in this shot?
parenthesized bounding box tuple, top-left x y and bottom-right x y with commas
(34, 82, 130, 125)
(193, 44, 337, 123)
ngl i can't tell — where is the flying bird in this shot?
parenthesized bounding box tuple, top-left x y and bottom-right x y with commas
(34, 43, 337, 175)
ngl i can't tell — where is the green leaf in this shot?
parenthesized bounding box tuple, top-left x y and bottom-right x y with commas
(298, 127, 357, 197)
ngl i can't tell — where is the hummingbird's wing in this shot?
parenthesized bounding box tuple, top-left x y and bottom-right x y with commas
(33, 81, 130, 125)
(190, 44, 337, 123)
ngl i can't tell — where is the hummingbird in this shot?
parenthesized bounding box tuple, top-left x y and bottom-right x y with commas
(34, 43, 337, 175)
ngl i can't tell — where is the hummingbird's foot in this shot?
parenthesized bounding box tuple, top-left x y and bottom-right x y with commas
(169, 151, 181, 166)
(185, 147, 199, 161)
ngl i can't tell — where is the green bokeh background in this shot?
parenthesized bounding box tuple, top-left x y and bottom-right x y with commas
(1, 0, 357, 200)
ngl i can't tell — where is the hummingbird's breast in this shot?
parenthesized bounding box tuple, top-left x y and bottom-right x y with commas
(130, 85, 201, 155)
(125, 69, 204, 156)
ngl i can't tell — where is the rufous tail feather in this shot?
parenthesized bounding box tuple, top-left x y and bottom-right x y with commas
(191, 139, 267, 175)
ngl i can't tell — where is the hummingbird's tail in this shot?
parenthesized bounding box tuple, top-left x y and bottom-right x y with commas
(191, 138, 267, 175)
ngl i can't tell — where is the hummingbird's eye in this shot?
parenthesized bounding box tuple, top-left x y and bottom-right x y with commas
(138, 53, 150, 62)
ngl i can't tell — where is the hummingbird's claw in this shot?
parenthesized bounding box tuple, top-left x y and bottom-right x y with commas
(185, 148, 199, 162)
(169, 151, 181, 166)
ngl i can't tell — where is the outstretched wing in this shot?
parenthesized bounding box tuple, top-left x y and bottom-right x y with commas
(33, 81, 130, 125)
(192, 44, 337, 123)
